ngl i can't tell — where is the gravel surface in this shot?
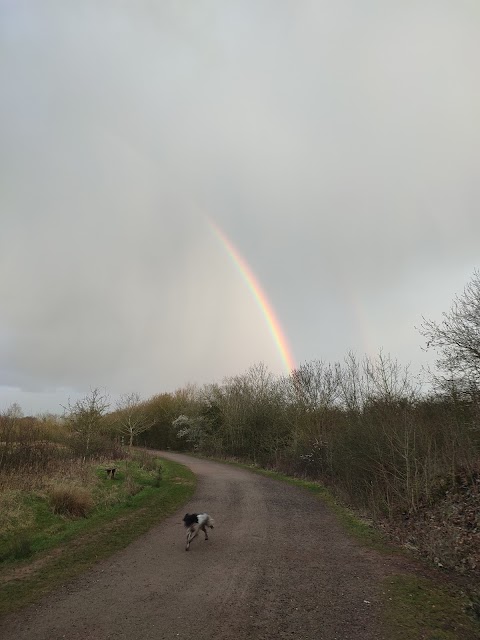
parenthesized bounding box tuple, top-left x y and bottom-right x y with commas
(0, 452, 394, 639)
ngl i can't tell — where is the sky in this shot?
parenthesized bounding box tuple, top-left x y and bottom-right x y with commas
(1, 1, 479, 415)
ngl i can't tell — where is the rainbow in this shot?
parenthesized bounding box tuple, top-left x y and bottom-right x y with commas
(208, 219, 296, 374)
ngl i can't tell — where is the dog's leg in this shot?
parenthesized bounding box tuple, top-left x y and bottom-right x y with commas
(186, 527, 198, 551)
(186, 529, 194, 551)
(201, 524, 208, 540)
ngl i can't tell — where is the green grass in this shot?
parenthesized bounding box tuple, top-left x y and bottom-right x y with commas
(383, 574, 479, 640)
(0, 459, 170, 562)
(0, 457, 195, 617)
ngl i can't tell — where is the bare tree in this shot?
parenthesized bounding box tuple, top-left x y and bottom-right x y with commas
(363, 350, 417, 404)
(4, 402, 23, 421)
(336, 351, 367, 412)
(419, 269, 480, 389)
(115, 392, 155, 447)
(64, 388, 110, 460)
(290, 360, 340, 411)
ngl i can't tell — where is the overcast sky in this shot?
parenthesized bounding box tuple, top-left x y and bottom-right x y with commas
(1, 1, 479, 415)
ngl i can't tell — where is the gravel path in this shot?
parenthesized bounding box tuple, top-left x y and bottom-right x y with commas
(0, 452, 394, 640)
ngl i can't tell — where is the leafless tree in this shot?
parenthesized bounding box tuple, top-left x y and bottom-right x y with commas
(419, 269, 480, 391)
(64, 388, 110, 460)
(290, 360, 340, 411)
(363, 350, 417, 404)
(115, 392, 155, 447)
(336, 352, 367, 412)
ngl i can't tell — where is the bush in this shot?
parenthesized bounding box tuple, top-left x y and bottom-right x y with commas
(49, 485, 93, 517)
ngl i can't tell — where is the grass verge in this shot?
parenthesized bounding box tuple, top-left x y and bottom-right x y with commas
(383, 574, 479, 640)
(0, 457, 195, 617)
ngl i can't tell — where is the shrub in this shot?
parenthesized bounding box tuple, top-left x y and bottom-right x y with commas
(124, 476, 142, 497)
(49, 485, 93, 517)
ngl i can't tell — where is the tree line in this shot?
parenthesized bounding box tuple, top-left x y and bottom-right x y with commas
(2, 271, 479, 524)
(140, 269, 480, 519)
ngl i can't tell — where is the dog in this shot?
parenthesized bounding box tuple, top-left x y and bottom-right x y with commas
(182, 513, 214, 551)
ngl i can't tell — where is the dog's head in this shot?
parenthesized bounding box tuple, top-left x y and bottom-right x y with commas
(183, 513, 198, 528)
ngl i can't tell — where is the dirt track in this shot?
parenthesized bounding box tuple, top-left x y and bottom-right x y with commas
(0, 452, 395, 639)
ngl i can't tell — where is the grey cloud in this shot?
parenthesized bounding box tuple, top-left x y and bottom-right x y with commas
(1, 1, 479, 412)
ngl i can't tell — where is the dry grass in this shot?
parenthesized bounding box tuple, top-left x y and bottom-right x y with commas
(48, 485, 94, 517)
(0, 457, 98, 493)
(0, 459, 101, 546)
(0, 444, 170, 573)
(0, 452, 162, 544)
(124, 476, 142, 497)
(0, 490, 35, 536)
(0, 457, 196, 617)
(133, 449, 160, 472)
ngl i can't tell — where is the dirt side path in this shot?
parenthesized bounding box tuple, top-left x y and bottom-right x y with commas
(0, 452, 395, 640)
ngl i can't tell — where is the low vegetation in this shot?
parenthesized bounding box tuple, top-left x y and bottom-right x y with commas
(0, 433, 195, 615)
(383, 574, 480, 640)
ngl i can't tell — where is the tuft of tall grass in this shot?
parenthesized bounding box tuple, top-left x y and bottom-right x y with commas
(131, 450, 164, 486)
(123, 476, 142, 497)
(132, 449, 159, 472)
(49, 485, 94, 517)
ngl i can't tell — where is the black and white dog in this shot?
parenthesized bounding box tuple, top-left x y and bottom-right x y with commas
(182, 513, 214, 551)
